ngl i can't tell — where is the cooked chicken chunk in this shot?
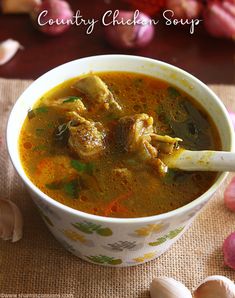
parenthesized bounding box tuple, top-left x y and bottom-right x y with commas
(44, 96, 86, 113)
(117, 113, 182, 174)
(74, 75, 122, 111)
(117, 113, 153, 153)
(68, 113, 106, 161)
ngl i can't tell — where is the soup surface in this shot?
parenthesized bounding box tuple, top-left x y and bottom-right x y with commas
(19, 72, 220, 218)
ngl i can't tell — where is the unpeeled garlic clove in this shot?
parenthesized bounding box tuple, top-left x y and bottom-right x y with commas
(0, 39, 23, 66)
(0, 198, 23, 242)
(193, 275, 235, 298)
(150, 277, 192, 298)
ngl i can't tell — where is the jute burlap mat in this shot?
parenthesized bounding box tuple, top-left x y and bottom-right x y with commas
(0, 79, 235, 297)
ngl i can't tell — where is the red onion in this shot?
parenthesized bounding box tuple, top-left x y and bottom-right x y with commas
(31, 0, 73, 36)
(123, 0, 166, 16)
(223, 232, 235, 270)
(165, 0, 202, 20)
(204, 0, 235, 39)
(104, 10, 155, 50)
(229, 111, 235, 129)
(224, 176, 235, 212)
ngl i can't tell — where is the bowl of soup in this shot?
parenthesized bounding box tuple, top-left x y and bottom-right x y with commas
(7, 55, 234, 266)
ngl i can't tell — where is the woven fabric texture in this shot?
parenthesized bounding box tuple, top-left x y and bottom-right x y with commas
(0, 79, 235, 297)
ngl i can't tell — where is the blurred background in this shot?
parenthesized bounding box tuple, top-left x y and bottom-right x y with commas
(0, 0, 234, 84)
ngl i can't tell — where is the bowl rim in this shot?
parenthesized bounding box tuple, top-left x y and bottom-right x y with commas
(6, 54, 235, 224)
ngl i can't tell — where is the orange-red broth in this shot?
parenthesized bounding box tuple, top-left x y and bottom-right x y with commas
(19, 72, 220, 218)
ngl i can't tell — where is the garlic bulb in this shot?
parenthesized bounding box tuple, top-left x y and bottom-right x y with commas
(150, 277, 192, 298)
(194, 275, 235, 298)
(0, 39, 23, 66)
(0, 198, 23, 242)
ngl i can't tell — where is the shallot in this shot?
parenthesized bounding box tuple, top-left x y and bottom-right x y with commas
(104, 10, 155, 50)
(224, 176, 235, 212)
(31, 0, 74, 36)
(0, 39, 23, 66)
(223, 232, 235, 270)
(165, 0, 202, 20)
(204, 0, 235, 39)
(123, 0, 166, 16)
(0, 198, 23, 242)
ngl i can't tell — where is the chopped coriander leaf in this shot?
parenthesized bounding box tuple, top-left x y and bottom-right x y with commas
(71, 159, 94, 174)
(46, 181, 63, 189)
(63, 96, 81, 103)
(35, 106, 48, 113)
(47, 122, 54, 128)
(33, 144, 47, 151)
(35, 128, 45, 136)
(27, 106, 48, 120)
(167, 87, 180, 98)
(71, 160, 87, 172)
(133, 78, 143, 87)
(64, 179, 79, 198)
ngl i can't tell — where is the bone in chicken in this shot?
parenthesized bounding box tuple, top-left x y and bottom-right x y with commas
(74, 75, 122, 111)
(117, 113, 182, 172)
(44, 96, 86, 113)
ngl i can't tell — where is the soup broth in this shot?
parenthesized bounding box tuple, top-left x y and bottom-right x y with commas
(19, 72, 221, 218)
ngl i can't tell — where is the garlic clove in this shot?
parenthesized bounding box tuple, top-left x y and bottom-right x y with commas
(193, 275, 235, 298)
(0, 39, 23, 66)
(0, 198, 23, 242)
(150, 277, 192, 298)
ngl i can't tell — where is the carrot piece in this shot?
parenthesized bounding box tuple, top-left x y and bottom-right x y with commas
(103, 191, 133, 217)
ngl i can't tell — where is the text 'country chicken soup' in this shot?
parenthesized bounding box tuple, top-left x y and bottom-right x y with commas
(19, 72, 221, 218)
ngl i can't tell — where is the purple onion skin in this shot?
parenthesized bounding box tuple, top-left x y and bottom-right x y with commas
(104, 11, 155, 50)
(31, 0, 74, 36)
(223, 232, 235, 270)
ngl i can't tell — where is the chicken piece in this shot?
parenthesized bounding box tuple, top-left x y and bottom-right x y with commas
(151, 134, 182, 154)
(117, 113, 182, 174)
(117, 113, 153, 152)
(44, 96, 86, 114)
(74, 75, 122, 111)
(68, 113, 106, 161)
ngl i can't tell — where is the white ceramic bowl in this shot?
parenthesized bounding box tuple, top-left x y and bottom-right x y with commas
(7, 55, 235, 267)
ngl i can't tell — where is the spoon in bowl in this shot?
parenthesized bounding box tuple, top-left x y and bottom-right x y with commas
(162, 149, 235, 172)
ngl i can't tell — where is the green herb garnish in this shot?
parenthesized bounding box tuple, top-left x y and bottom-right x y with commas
(64, 179, 79, 198)
(167, 87, 180, 98)
(27, 106, 48, 120)
(33, 144, 47, 151)
(35, 106, 48, 113)
(35, 128, 45, 136)
(46, 181, 63, 189)
(71, 159, 94, 174)
(133, 78, 143, 87)
(62, 96, 81, 103)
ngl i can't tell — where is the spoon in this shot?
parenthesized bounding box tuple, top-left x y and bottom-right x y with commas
(162, 149, 235, 172)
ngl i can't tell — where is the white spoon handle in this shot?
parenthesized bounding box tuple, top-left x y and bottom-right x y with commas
(164, 150, 235, 171)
